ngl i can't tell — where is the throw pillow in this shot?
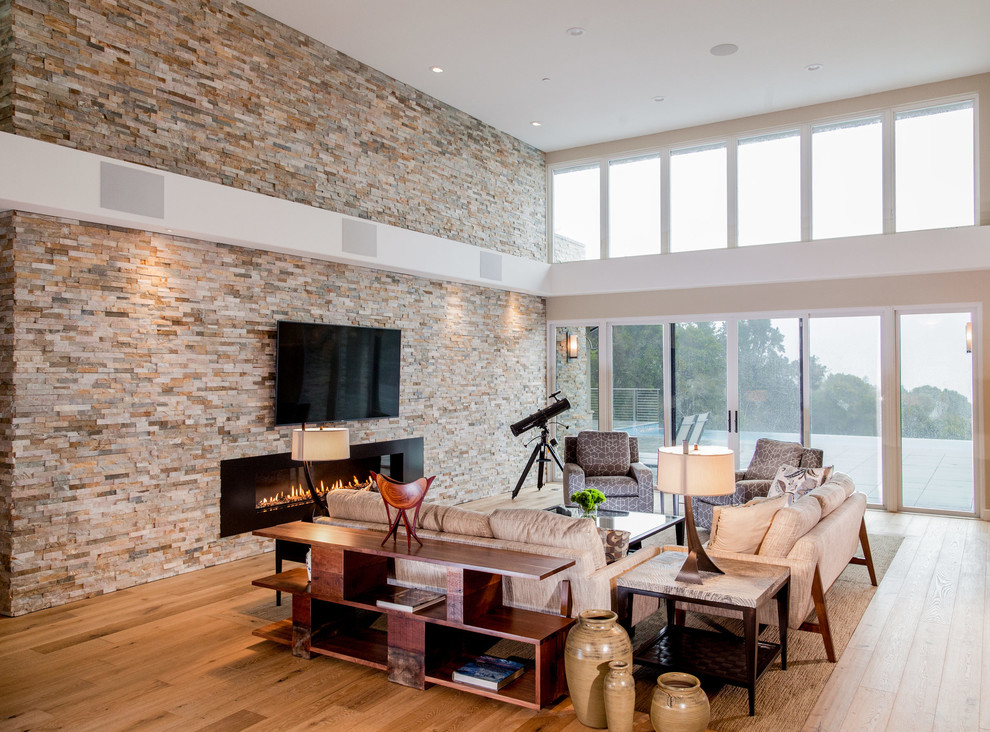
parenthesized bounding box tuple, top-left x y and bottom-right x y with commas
(769, 464, 834, 502)
(576, 431, 631, 478)
(598, 528, 631, 564)
(707, 494, 788, 555)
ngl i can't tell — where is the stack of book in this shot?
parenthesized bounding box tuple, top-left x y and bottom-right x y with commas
(452, 655, 526, 690)
(375, 586, 445, 613)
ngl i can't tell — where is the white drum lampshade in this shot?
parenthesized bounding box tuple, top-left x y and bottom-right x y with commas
(658, 444, 736, 584)
(657, 445, 736, 498)
(291, 427, 350, 462)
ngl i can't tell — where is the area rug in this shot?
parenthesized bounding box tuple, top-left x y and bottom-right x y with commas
(630, 527, 903, 731)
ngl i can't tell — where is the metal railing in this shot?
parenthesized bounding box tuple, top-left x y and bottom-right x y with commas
(612, 388, 661, 428)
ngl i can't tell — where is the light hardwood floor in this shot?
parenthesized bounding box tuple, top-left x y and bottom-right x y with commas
(0, 489, 985, 731)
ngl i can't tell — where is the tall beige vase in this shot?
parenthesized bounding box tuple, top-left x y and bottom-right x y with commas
(650, 672, 710, 732)
(603, 659, 636, 732)
(564, 609, 632, 729)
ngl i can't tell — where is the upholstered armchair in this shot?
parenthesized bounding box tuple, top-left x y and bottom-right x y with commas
(562, 431, 654, 513)
(693, 438, 824, 530)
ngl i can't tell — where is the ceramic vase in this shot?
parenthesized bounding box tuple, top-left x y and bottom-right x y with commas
(564, 609, 632, 729)
(650, 672, 710, 732)
(603, 659, 636, 732)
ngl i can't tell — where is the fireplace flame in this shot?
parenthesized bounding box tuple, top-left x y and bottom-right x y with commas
(255, 475, 372, 510)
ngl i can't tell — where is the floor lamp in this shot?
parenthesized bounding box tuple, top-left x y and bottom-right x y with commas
(658, 443, 736, 585)
(291, 426, 350, 516)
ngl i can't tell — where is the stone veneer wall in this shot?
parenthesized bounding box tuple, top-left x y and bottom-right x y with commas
(0, 211, 546, 615)
(0, 212, 14, 605)
(4, 0, 547, 260)
(0, 1, 11, 133)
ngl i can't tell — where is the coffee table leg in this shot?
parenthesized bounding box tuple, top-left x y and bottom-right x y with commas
(743, 607, 757, 716)
(675, 519, 685, 546)
(777, 581, 789, 671)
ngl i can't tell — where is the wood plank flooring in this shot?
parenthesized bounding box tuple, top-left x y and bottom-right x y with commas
(1, 487, 986, 731)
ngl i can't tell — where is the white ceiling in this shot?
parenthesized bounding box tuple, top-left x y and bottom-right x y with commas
(240, 0, 990, 153)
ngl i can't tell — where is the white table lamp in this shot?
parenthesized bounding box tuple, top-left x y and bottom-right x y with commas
(658, 443, 736, 584)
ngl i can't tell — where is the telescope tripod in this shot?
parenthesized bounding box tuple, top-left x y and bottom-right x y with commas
(511, 424, 565, 499)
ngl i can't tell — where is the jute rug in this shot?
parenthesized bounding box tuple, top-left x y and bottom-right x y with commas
(629, 527, 902, 731)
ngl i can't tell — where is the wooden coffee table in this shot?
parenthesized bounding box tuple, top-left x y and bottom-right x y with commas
(615, 550, 790, 716)
(546, 506, 685, 549)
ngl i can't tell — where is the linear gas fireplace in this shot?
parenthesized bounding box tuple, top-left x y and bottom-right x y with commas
(219, 437, 424, 537)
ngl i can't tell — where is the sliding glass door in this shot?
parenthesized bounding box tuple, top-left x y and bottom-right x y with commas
(899, 312, 974, 513)
(809, 316, 883, 504)
(612, 325, 664, 469)
(551, 307, 979, 517)
(736, 318, 802, 467)
(671, 321, 727, 449)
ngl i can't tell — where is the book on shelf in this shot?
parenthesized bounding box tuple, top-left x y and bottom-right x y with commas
(452, 655, 526, 690)
(375, 586, 445, 613)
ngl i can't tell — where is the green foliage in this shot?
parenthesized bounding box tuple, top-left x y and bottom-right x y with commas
(608, 319, 973, 441)
(570, 488, 606, 512)
(901, 384, 972, 439)
(812, 373, 878, 436)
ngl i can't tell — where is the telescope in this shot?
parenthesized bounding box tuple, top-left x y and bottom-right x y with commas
(510, 396, 571, 437)
(510, 393, 570, 498)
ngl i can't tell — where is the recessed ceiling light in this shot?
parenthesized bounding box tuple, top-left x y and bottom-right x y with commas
(531, 121, 542, 127)
(431, 66, 444, 73)
(806, 63, 824, 72)
(710, 43, 738, 56)
(566, 27, 585, 36)
(541, 76, 552, 83)
(652, 96, 665, 103)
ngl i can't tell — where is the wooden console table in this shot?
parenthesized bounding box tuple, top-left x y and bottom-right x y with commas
(252, 521, 576, 709)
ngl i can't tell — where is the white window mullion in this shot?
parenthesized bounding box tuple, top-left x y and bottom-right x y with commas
(727, 136, 739, 248)
(600, 158, 609, 259)
(882, 109, 895, 234)
(800, 124, 813, 241)
(725, 318, 740, 462)
(881, 307, 900, 512)
(660, 149, 671, 255)
(599, 320, 612, 431)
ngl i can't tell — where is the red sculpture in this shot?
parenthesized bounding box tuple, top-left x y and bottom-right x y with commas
(371, 471, 436, 548)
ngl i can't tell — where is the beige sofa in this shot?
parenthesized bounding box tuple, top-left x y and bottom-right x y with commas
(313, 489, 662, 617)
(660, 471, 876, 662)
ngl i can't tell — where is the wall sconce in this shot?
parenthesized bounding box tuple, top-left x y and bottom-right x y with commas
(566, 331, 579, 360)
(966, 322, 972, 353)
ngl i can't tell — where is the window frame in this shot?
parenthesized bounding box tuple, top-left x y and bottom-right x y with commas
(547, 93, 979, 264)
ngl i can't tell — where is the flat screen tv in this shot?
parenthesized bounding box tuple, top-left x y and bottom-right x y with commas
(275, 321, 401, 425)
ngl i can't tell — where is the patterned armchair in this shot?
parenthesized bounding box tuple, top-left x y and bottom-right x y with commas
(563, 431, 655, 513)
(693, 438, 824, 530)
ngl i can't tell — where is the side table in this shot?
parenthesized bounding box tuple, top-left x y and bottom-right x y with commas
(616, 550, 790, 716)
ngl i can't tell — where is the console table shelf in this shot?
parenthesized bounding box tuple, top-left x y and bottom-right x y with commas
(251, 522, 575, 709)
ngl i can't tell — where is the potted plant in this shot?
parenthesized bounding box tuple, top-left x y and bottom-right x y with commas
(570, 488, 606, 518)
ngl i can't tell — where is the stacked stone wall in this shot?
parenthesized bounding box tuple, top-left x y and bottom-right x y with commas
(6, 0, 546, 259)
(2, 211, 546, 615)
(0, 0, 11, 133)
(0, 211, 14, 613)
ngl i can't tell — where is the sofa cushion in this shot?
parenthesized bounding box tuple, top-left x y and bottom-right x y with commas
(576, 431, 631, 477)
(489, 508, 607, 570)
(418, 503, 494, 537)
(744, 439, 805, 481)
(707, 494, 788, 555)
(758, 494, 823, 557)
(767, 464, 834, 501)
(325, 488, 389, 524)
(806, 481, 846, 518)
